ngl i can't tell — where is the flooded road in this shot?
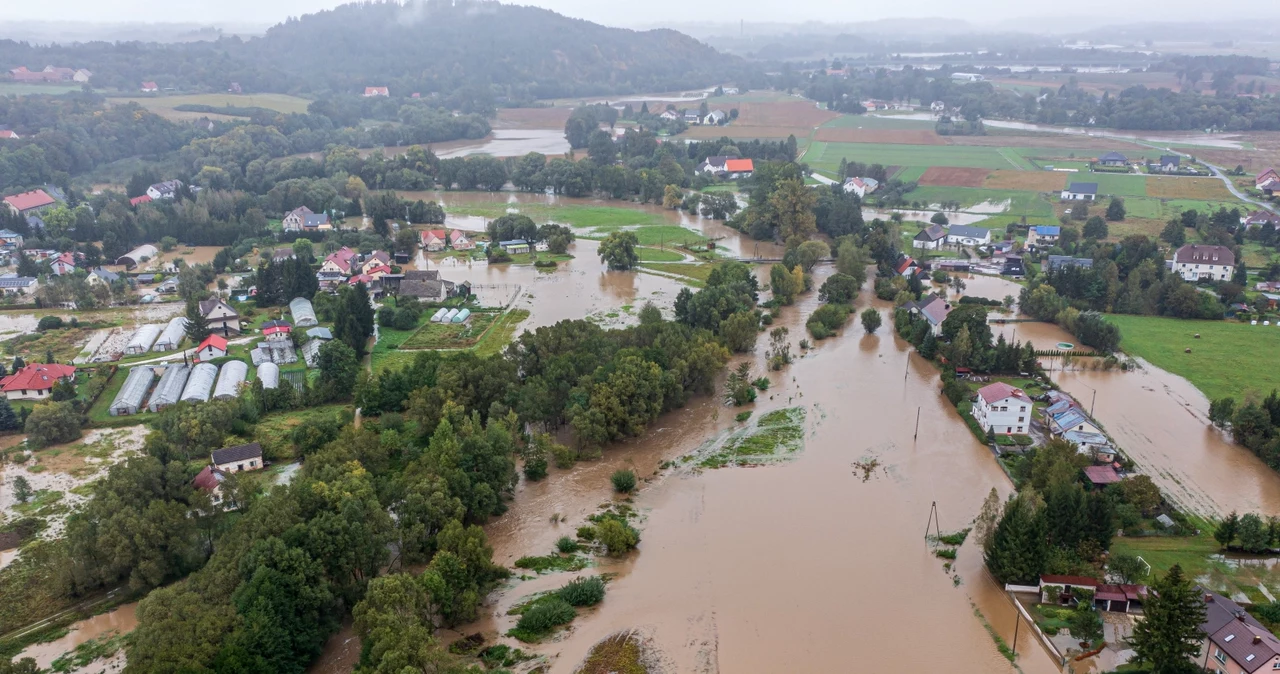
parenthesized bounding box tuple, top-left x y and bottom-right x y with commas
(18, 603, 137, 669)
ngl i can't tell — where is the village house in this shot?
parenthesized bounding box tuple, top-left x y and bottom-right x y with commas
(88, 268, 119, 287)
(303, 213, 331, 231)
(1045, 255, 1094, 272)
(683, 110, 701, 125)
(420, 229, 448, 251)
(1063, 429, 1117, 463)
(1048, 405, 1102, 436)
(1241, 211, 1279, 229)
(724, 158, 754, 179)
(1061, 182, 1099, 201)
(49, 252, 76, 276)
(0, 276, 38, 296)
(193, 465, 227, 504)
(1198, 591, 1280, 674)
(140, 81, 159, 92)
(0, 229, 25, 250)
(194, 334, 228, 361)
(361, 251, 391, 274)
(199, 298, 242, 335)
(842, 176, 879, 198)
(973, 382, 1033, 435)
(945, 225, 992, 247)
(703, 109, 727, 125)
(1150, 155, 1181, 174)
(697, 155, 736, 175)
(1169, 244, 1234, 282)
(449, 230, 475, 250)
(1083, 465, 1122, 488)
(659, 109, 680, 121)
(211, 442, 264, 473)
(320, 247, 357, 275)
(146, 180, 183, 200)
(364, 86, 389, 97)
(3, 189, 56, 217)
(1026, 225, 1061, 248)
(397, 270, 454, 302)
(901, 294, 950, 336)
(1097, 152, 1128, 167)
(912, 224, 946, 250)
(0, 363, 76, 401)
(1256, 168, 1280, 195)
(282, 206, 314, 231)
(261, 320, 292, 342)
(0, 130, 19, 140)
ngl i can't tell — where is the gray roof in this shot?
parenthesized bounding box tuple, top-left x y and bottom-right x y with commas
(180, 363, 218, 403)
(1159, 155, 1180, 165)
(947, 225, 990, 239)
(147, 364, 190, 412)
(1066, 182, 1098, 194)
(153, 316, 188, 351)
(401, 279, 444, 299)
(1046, 255, 1094, 271)
(303, 213, 329, 228)
(0, 276, 36, 288)
(211, 442, 262, 465)
(1098, 152, 1127, 162)
(213, 360, 248, 400)
(915, 224, 946, 242)
(403, 270, 440, 282)
(306, 327, 332, 340)
(914, 294, 951, 326)
(91, 267, 119, 282)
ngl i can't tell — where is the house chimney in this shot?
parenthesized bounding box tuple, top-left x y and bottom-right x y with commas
(1206, 594, 1215, 602)
(1254, 635, 1264, 645)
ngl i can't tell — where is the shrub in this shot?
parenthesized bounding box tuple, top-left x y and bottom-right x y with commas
(597, 518, 640, 555)
(611, 469, 637, 493)
(555, 536, 579, 553)
(752, 377, 770, 390)
(523, 456, 548, 481)
(576, 525, 597, 541)
(735, 410, 752, 422)
(36, 316, 64, 331)
(806, 303, 851, 339)
(556, 576, 606, 607)
(934, 548, 957, 560)
(514, 598, 576, 636)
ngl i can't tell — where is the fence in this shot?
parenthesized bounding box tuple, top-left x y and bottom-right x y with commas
(1003, 584, 1067, 667)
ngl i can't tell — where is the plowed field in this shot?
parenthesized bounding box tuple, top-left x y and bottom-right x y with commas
(982, 170, 1068, 191)
(919, 166, 991, 187)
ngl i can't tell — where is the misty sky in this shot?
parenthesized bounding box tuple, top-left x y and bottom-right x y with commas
(2, 0, 1251, 29)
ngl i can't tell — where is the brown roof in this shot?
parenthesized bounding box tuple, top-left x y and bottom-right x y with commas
(1211, 619, 1280, 672)
(1083, 465, 1121, 485)
(1203, 590, 1265, 636)
(915, 224, 946, 242)
(1173, 244, 1235, 267)
(400, 279, 443, 298)
(193, 465, 224, 492)
(977, 382, 1032, 405)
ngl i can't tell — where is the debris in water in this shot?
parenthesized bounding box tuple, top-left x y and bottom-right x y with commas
(851, 458, 880, 482)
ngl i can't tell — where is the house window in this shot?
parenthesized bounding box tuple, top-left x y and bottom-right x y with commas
(1216, 649, 1227, 664)
(1017, 427, 1023, 433)
(249, 460, 256, 468)
(1018, 417, 1025, 422)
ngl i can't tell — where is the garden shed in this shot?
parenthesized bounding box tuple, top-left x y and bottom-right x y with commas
(110, 367, 156, 416)
(289, 297, 318, 327)
(125, 324, 163, 355)
(180, 363, 218, 403)
(147, 364, 190, 412)
(214, 361, 248, 400)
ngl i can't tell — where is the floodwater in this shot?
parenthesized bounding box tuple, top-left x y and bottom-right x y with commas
(433, 129, 571, 159)
(868, 112, 1245, 150)
(18, 602, 137, 669)
(866, 203, 1012, 225)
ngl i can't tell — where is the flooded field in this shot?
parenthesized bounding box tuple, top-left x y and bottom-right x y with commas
(18, 603, 137, 669)
(433, 129, 571, 159)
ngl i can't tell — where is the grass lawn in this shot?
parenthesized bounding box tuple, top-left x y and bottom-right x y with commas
(1105, 314, 1280, 401)
(252, 404, 353, 459)
(1109, 527, 1219, 580)
(585, 225, 709, 247)
(1087, 173, 1150, 197)
(0, 82, 84, 96)
(106, 92, 313, 115)
(634, 247, 686, 262)
(85, 367, 137, 428)
(637, 262, 720, 284)
(401, 312, 500, 349)
(371, 309, 530, 372)
(1118, 197, 1163, 219)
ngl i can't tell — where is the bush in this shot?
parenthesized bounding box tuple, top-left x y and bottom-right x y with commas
(806, 303, 851, 339)
(523, 456, 548, 481)
(514, 598, 576, 636)
(556, 576, 605, 607)
(752, 377, 770, 390)
(555, 536, 579, 554)
(576, 525, 597, 541)
(36, 316, 64, 331)
(934, 547, 957, 559)
(610, 469, 637, 493)
(597, 518, 640, 555)
(734, 410, 752, 422)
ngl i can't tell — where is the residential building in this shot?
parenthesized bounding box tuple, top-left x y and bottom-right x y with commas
(1049, 407, 1102, 436)
(1150, 155, 1181, 173)
(659, 109, 680, 121)
(320, 247, 357, 275)
(973, 382, 1033, 435)
(73, 69, 92, 83)
(1256, 168, 1280, 194)
(211, 442, 264, 473)
(1026, 225, 1061, 248)
(0, 276, 37, 296)
(449, 230, 475, 250)
(499, 239, 531, 255)
(364, 86, 389, 97)
(1063, 429, 1116, 463)
(48, 252, 76, 276)
(1002, 255, 1026, 277)
(87, 268, 119, 288)
(194, 334, 228, 361)
(842, 176, 880, 198)
(703, 109, 727, 125)
(361, 251, 391, 274)
(0, 130, 19, 140)
(724, 158, 754, 179)
(261, 320, 292, 341)
(1061, 183, 1099, 200)
(0, 363, 76, 400)
(198, 298, 242, 335)
(894, 256, 916, 277)
(303, 213, 331, 231)
(683, 110, 701, 124)
(1197, 591, 1280, 674)
(129, 194, 152, 207)
(421, 229, 448, 251)
(697, 155, 736, 175)
(951, 72, 984, 82)
(1097, 152, 1128, 167)
(282, 206, 314, 231)
(1084, 465, 1122, 488)
(912, 224, 946, 250)
(0, 229, 24, 249)
(3, 189, 56, 216)
(945, 225, 992, 247)
(1241, 211, 1279, 229)
(1170, 244, 1234, 282)
(146, 180, 182, 200)
(901, 294, 950, 336)
(1045, 255, 1094, 272)
(140, 81, 159, 92)
(193, 465, 227, 504)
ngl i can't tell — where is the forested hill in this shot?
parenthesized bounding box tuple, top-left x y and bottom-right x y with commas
(246, 0, 745, 99)
(0, 0, 747, 101)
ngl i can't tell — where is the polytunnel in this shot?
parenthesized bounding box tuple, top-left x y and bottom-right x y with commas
(125, 324, 163, 355)
(442, 308, 459, 322)
(289, 297, 318, 327)
(152, 317, 188, 351)
(431, 308, 448, 322)
(180, 363, 218, 403)
(147, 364, 190, 412)
(452, 308, 471, 323)
(213, 360, 248, 400)
(110, 367, 156, 416)
(257, 362, 280, 390)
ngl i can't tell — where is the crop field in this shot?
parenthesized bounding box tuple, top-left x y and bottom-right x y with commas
(919, 166, 990, 187)
(819, 114, 936, 130)
(982, 170, 1066, 191)
(731, 100, 838, 128)
(1145, 176, 1235, 200)
(496, 107, 572, 130)
(0, 82, 83, 95)
(107, 93, 313, 119)
(681, 125, 804, 140)
(1081, 172, 1149, 197)
(812, 128, 944, 144)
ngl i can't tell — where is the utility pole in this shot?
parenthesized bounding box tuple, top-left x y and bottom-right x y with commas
(913, 406, 921, 441)
(1090, 388, 1096, 417)
(923, 501, 940, 540)
(1011, 609, 1020, 657)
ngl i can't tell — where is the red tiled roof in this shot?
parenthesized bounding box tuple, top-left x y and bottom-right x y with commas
(364, 265, 392, 276)
(0, 363, 75, 392)
(977, 382, 1031, 405)
(449, 230, 470, 242)
(197, 334, 228, 353)
(3, 189, 55, 212)
(421, 229, 446, 242)
(895, 257, 914, 274)
(193, 465, 223, 492)
(1095, 585, 1128, 602)
(1084, 465, 1122, 485)
(130, 194, 152, 206)
(0, 130, 17, 139)
(725, 158, 754, 172)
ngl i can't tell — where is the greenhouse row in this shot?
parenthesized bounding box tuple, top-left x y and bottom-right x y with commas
(111, 360, 276, 415)
(153, 317, 188, 352)
(125, 324, 164, 355)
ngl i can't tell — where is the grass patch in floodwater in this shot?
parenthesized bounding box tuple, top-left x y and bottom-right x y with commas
(634, 246, 685, 262)
(638, 261, 720, 283)
(513, 553, 589, 574)
(576, 633, 647, 674)
(697, 406, 806, 469)
(50, 632, 126, 673)
(972, 603, 1018, 664)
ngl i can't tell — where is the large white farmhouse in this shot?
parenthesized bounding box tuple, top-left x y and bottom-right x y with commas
(973, 382, 1033, 435)
(1169, 244, 1234, 282)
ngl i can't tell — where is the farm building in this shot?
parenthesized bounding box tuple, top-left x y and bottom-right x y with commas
(153, 317, 188, 351)
(251, 342, 297, 365)
(180, 363, 219, 403)
(213, 361, 248, 400)
(302, 339, 326, 368)
(109, 367, 157, 416)
(290, 297, 318, 327)
(126, 324, 164, 355)
(257, 362, 280, 389)
(116, 244, 159, 268)
(147, 364, 190, 412)
(453, 308, 471, 323)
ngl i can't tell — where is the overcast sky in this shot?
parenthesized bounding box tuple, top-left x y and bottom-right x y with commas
(0, 0, 1255, 30)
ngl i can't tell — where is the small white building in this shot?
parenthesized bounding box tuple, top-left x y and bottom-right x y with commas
(1061, 182, 1098, 201)
(1169, 244, 1234, 282)
(843, 177, 879, 198)
(973, 382, 1033, 435)
(211, 442, 264, 473)
(945, 225, 991, 247)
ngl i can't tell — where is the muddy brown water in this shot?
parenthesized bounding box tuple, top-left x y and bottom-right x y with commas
(18, 603, 137, 669)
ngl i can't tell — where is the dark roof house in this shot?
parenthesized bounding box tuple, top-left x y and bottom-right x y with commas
(211, 442, 263, 466)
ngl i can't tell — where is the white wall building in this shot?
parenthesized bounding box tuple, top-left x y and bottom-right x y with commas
(973, 382, 1033, 435)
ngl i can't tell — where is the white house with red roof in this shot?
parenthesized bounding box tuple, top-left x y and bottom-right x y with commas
(364, 86, 389, 97)
(320, 247, 357, 275)
(420, 229, 447, 251)
(973, 382, 1033, 435)
(724, 158, 754, 179)
(0, 363, 76, 401)
(0, 130, 19, 140)
(449, 230, 475, 251)
(3, 189, 56, 216)
(49, 252, 76, 276)
(141, 81, 159, 92)
(360, 251, 391, 274)
(194, 334, 228, 361)
(261, 320, 292, 342)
